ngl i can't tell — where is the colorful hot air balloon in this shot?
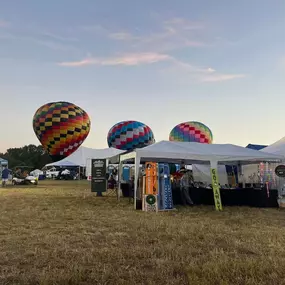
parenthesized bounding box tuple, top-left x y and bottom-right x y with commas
(107, 120, 155, 151)
(33, 101, 91, 162)
(169, 121, 213, 144)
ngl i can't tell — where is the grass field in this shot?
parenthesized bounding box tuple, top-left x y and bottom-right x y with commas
(1, 180, 285, 285)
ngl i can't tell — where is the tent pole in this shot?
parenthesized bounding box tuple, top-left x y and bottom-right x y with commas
(210, 160, 223, 211)
(134, 153, 140, 210)
(117, 155, 121, 202)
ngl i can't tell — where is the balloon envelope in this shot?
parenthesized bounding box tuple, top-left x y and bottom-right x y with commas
(107, 120, 155, 151)
(33, 101, 91, 162)
(169, 121, 213, 144)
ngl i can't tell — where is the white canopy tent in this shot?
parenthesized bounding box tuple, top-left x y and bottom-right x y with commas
(241, 137, 285, 186)
(261, 137, 285, 155)
(119, 141, 284, 210)
(45, 146, 125, 168)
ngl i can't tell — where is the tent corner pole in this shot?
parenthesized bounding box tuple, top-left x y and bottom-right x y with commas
(117, 155, 122, 202)
(134, 153, 140, 210)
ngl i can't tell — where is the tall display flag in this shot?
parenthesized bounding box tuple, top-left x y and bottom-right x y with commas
(158, 164, 173, 210)
(144, 162, 158, 212)
(33, 101, 91, 162)
(91, 159, 107, 193)
(211, 168, 223, 211)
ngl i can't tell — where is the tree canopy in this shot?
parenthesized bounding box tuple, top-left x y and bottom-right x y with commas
(0, 145, 52, 170)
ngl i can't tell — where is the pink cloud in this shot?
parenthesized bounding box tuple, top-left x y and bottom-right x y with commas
(0, 20, 9, 28)
(58, 52, 171, 67)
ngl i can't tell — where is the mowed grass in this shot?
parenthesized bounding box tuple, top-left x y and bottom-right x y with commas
(1, 181, 285, 284)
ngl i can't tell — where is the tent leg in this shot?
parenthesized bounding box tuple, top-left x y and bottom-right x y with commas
(210, 161, 223, 211)
(117, 156, 122, 202)
(134, 155, 140, 210)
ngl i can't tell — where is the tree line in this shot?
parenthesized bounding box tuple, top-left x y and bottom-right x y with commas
(0, 145, 52, 170)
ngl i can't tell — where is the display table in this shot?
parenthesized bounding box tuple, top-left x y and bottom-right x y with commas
(172, 187, 279, 208)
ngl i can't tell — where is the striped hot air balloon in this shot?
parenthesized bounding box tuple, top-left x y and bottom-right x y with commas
(169, 121, 213, 144)
(107, 120, 155, 151)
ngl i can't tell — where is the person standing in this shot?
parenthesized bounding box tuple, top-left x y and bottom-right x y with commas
(179, 169, 194, 206)
(1, 166, 9, 187)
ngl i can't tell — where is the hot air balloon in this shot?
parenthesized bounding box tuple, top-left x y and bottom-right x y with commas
(169, 121, 213, 144)
(33, 101, 91, 162)
(107, 120, 155, 151)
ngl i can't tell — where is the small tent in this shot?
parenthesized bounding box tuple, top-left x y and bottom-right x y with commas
(0, 158, 8, 166)
(0, 158, 8, 178)
(45, 146, 125, 168)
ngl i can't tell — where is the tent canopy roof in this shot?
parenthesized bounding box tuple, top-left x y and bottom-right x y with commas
(45, 146, 125, 168)
(261, 137, 285, 155)
(122, 141, 283, 165)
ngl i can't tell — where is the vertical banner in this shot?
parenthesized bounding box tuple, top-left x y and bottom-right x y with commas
(144, 162, 158, 212)
(158, 163, 173, 210)
(145, 162, 158, 195)
(211, 168, 223, 211)
(91, 159, 107, 193)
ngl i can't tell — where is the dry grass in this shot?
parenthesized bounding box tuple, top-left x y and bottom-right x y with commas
(1, 181, 285, 285)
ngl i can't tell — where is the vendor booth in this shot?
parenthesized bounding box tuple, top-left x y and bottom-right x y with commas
(118, 141, 283, 211)
(241, 137, 285, 192)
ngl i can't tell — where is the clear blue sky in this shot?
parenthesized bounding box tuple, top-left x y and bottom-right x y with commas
(0, 0, 285, 152)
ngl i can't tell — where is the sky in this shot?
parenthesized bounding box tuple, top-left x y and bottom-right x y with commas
(0, 0, 285, 152)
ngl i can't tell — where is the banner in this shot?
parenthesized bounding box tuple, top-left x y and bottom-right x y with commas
(91, 159, 107, 193)
(145, 162, 158, 195)
(211, 168, 223, 211)
(143, 194, 158, 212)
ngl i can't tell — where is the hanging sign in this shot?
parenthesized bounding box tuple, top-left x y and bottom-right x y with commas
(275, 165, 285, 178)
(211, 168, 223, 211)
(91, 159, 107, 192)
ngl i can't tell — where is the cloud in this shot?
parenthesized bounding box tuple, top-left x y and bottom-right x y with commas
(109, 32, 137, 41)
(88, 17, 206, 52)
(161, 58, 245, 82)
(200, 73, 246, 82)
(0, 20, 9, 28)
(58, 52, 171, 67)
(0, 29, 77, 51)
(40, 32, 78, 42)
(32, 39, 77, 51)
(58, 52, 245, 83)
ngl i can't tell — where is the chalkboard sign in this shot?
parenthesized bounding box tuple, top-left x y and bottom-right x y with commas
(275, 165, 285, 178)
(91, 159, 107, 192)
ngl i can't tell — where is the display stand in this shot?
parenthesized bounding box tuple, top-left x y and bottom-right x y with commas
(143, 162, 174, 212)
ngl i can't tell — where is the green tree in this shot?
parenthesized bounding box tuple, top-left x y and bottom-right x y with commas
(0, 145, 52, 170)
